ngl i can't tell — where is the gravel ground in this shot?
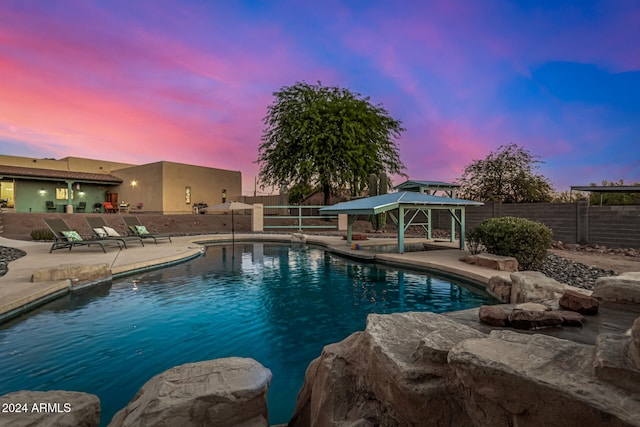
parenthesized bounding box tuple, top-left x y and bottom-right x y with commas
(535, 253, 614, 291)
(0, 246, 26, 277)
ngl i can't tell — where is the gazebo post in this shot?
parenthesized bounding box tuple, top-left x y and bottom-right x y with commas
(346, 215, 354, 244)
(459, 208, 466, 250)
(450, 207, 456, 243)
(398, 206, 405, 254)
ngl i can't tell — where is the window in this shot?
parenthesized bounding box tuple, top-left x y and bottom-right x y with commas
(55, 188, 74, 200)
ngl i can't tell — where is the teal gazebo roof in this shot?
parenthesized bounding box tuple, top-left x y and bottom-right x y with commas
(319, 191, 481, 215)
(319, 192, 482, 253)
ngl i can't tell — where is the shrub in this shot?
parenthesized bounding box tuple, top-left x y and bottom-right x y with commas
(466, 217, 552, 270)
(30, 228, 55, 241)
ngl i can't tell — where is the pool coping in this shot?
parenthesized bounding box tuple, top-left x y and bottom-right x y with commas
(0, 233, 507, 324)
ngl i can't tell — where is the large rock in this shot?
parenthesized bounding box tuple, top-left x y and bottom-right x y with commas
(509, 271, 589, 304)
(289, 312, 486, 427)
(479, 305, 510, 327)
(108, 358, 271, 427)
(594, 333, 640, 394)
(487, 275, 512, 302)
(461, 254, 518, 272)
(559, 289, 599, 314)
(449, 330, 640, 427)
(631, 317, 640, 369)
(593, 272, 640, 304)
(292, 312, 640, 427)
(0, 390, 100, 427)
(508, 309, 564, 330)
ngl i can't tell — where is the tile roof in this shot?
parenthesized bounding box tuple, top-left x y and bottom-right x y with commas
(0, 165, 123, 184)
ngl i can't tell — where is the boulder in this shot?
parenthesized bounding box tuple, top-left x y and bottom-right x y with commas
(593, 272, 640, 304)
(0, 390, 100, 427)
(559, 290, 599, 314)
(487, 275, 512, 302)
(594, 333, 640, 394)
(508, 310, 564, 330)
(514, 302, 550, 312)
(556, 310, 586, 327)
(109, 357, 271, 427)
(460, 254, 518, 272)
(629, 316, 640, 369)
(449, 330, 640, 427)
(479, 305, 510, 327)
(509, 271, 566, 304)
(289, 312, 486, 427)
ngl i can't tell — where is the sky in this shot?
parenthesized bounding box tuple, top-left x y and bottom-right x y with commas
(1, 0, 639, 195)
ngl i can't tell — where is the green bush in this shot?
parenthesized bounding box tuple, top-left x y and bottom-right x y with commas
(466, 217, 552, 270)
(30, 228, 55, 241)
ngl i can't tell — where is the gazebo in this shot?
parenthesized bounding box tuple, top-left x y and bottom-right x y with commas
(319, 191, 483, 253)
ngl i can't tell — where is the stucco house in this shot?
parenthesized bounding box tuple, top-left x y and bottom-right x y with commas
(0, 155, 241, 214)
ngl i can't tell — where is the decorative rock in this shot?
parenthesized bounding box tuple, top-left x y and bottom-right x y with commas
(514, 302, 551, 312)
(289, 312, 486, 427)
(487, 275, 512, 302)
(559, 290, 599, 314)
(108, 357, 272, 427)
(594, 334, 640, 394)
(509, 271, 566, 304)
(630, 317, 640, 369)
(479, 305, 510, 327)
(508, 310, 564, 330)
(450, 330, 640, 427)
(0, 390, 100, 427)
(556, 310, 586, 327)
(593, 272, 640, 304)
(460, 254, 518, 272)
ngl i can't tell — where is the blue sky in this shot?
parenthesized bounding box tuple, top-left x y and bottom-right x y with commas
(1, 0, 638, 193)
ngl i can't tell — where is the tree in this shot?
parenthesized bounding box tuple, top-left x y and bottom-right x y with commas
(457, 143, 554, 203)
(257, 81, 406, 205)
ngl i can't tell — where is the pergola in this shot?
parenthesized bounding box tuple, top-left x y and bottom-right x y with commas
(319, 191, 483, 253)
(570, 185, 640, 205)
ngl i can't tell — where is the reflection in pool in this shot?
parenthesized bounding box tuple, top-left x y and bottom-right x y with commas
(0, 243, 494, 425)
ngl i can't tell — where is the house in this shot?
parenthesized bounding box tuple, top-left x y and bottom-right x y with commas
(0, 155, 241, 214)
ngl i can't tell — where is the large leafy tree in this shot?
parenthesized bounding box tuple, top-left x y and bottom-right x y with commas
(257, 81, 406, 205)
(457, 143, 554, 203)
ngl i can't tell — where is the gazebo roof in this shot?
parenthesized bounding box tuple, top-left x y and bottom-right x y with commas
(394, 180, 460, 191)
(571, 185, 640, 193)
(319, 191, 482, 216)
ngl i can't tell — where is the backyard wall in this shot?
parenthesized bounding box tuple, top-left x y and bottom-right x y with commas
(431, 201, 640, 248)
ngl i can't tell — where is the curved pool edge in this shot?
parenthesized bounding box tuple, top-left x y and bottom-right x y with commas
(0, 233, 504, 324)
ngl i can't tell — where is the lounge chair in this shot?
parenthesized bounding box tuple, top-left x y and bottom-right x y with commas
(43, 218, 123, 254)
(85, 216, 144, 248)
(122, 216, 172, 244)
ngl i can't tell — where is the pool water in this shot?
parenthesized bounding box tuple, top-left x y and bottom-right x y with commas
(0, 243, 493, 425)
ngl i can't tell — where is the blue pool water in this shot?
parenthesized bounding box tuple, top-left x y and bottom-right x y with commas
(0, 243, 493, 425)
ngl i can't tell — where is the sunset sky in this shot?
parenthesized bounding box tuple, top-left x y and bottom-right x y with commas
(1, 0, 639, 195)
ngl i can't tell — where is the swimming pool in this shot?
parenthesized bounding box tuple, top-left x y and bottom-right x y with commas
(0, 243, 494, 425)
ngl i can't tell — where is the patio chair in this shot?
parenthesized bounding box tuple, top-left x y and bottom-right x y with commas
(122, 216, 172, 244)
(102, 201, 117, 213)
(43, 218, 123, 254)
(85, 216, 144, 248)
(77, 201, 86, 212)
(46, 201, 57, 212)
